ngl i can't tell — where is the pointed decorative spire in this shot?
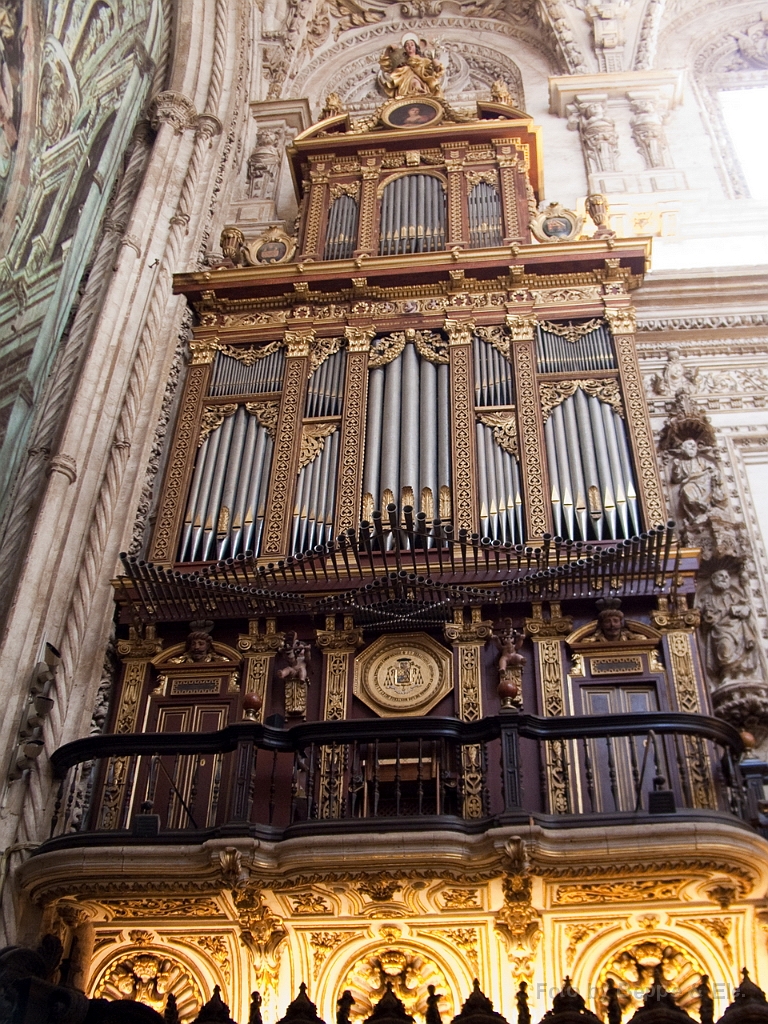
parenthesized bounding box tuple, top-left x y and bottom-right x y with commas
(277, 982, 327, 1024)
(451, 979, 509, 1024)
(364, 981, 414, 1024)
(716, 969, 768, 1024)
(194, 985, 238, 1023)
(540, 979, 601, 1024)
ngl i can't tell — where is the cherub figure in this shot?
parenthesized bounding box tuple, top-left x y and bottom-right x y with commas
(276, 632, 312, 717)
(378, 34, 444, 99)
(494, 619, 525, 677)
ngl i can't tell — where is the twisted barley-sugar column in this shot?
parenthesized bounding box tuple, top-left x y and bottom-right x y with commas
(336, 325, 374, 532)
(508, 314, 549, 540)
(150, 338, 217, 562)
(446, 317, 478, 533)
(261, 330, 313, 556)
(606, 305, 665, 529)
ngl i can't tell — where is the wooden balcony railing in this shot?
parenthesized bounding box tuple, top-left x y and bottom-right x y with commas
(43, 712, 750, 848)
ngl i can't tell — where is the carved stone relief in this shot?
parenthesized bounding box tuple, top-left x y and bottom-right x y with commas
(92, 948, 204, 1020)
(566, 97, 620, 174)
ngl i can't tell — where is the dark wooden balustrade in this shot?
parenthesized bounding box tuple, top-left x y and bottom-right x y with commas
(43, 712, 750, 848)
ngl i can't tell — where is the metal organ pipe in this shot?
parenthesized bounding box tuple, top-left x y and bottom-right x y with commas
(379, 175, 446, 255)
(419, 358, 438, 519)
(380, 355, 403, 504)
(400, 343, 420, 503)
(323, 195, 358, 260)
(573, 387, 603, 537)
(363, 367, 385, 513)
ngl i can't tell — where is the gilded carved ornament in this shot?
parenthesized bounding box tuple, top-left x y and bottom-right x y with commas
(594, 939, 705, 1021)
(92, 948, 204, 1019)
(344, 325, 377, 353)
(524, 603, 573, 639)
(238, 619, 285, 654)
(199, 404, 237, 446)
(443, 607, 494, 645)
(505, 314, 537, 342)
(245, 401, 280, 439)
(477, 412, 518, 458)
(538, 319, 604, 343)
(217, 339, 285, 365)
(117, 624, 164, 661)
(299, 422, 338, 469)
(540, 379, 624, 421)
(444, 318, 476, 347)
(604, 307, 637, 334)
(285, 329, 315, 358)
(339, 943, 455, 1024)
(316, 615, 364, 651)
(309, 335, 343, 376)
(190, 337, 221, 365)
(652, 596, 700, 632)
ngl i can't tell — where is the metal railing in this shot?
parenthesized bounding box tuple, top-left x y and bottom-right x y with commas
(44, 712, 749, 846)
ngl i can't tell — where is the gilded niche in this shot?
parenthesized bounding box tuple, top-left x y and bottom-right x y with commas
(339, 944, 455, 1023)
(92, 949, 203, 1021)
(353, 633, 453, 717)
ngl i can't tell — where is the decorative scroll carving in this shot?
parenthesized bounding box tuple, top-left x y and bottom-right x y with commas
(246, 402, 280, 439)
(495, 856, 541, 982)
(434, 928, 479, 975)
(564, 921, 617, 967)
(413, 330, 450, 365)
(232, 890, 287, 995)
(195, 935, 232, 983)
(475, 325, 511, 362)
(324, 652, 351, 721)
(300, 422, 338, 469)
(538, 319, 604, 343)
(199, 404, 238, 446)
(309, 335, 343, 377)
(369, 332, 406, 368)
(539, 380, 624, 421)
(555, 879, 686, 904)
(217, 339, 285, 364)
(447, 322, 476, 532)
(330, 181, 360, 202)
(310, 931, 347, 978)
(478, 412, 518, 458)
(467, 170, 499, 190)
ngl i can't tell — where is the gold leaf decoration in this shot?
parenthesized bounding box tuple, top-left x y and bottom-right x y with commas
(539, 379, 624, 421)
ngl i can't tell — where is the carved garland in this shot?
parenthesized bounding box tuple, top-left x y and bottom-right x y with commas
(199, 404, 237, 446)
(466, 170, 499, 190)
(329, 181, 360, 202)
(538, 318, 604, 343)
(540, 379, 624, 421)
(216, 338, 285, 364)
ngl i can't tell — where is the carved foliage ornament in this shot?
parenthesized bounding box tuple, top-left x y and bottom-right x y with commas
(477, 411, 518, 457)
(540, 379, 624, 421)
(339, 945, 455, 1024)
(300, 422, 338, 469)
(538, 319, 604, 343)
(595, 939, 704, 1020)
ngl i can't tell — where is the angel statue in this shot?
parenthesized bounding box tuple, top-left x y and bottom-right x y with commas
(378, 34, 444, 99)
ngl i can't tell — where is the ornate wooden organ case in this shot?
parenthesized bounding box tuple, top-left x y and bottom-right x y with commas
(102, 92, 720, 834)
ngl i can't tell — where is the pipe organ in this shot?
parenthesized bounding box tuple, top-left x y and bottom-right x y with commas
(42, 48, 753, 1024)
(378, 173, 447, 255)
